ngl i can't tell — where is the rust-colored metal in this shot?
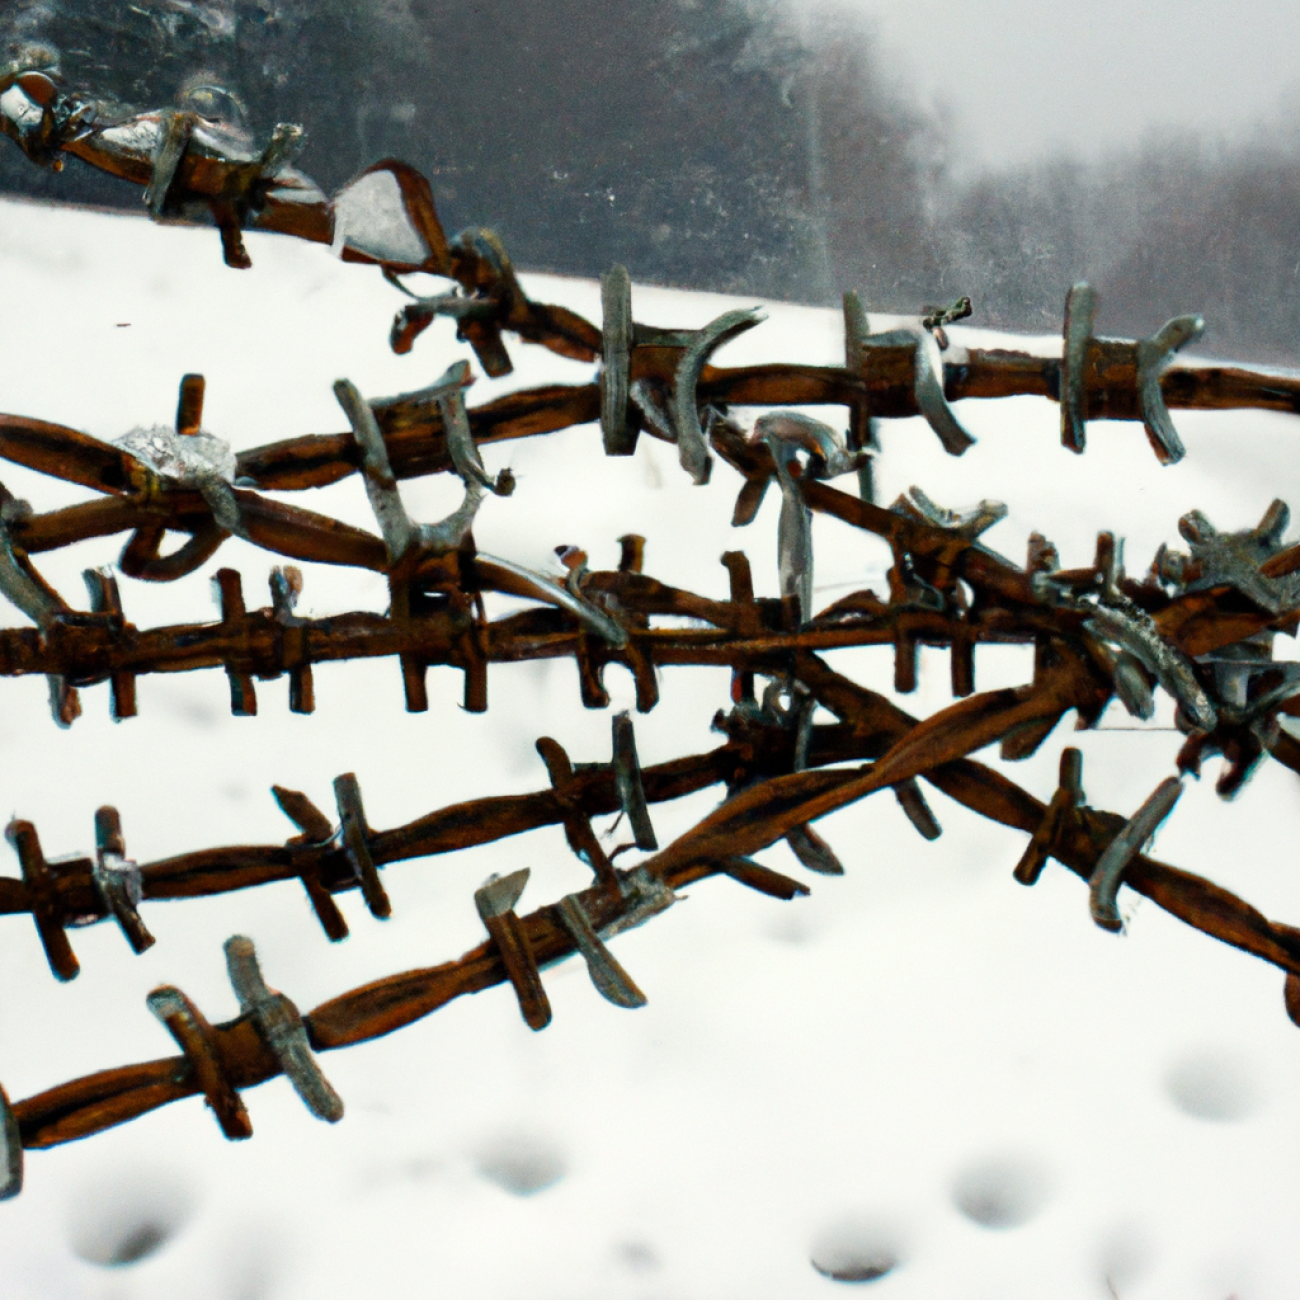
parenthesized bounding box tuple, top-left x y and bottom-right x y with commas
(4, 68, 1300, 1196)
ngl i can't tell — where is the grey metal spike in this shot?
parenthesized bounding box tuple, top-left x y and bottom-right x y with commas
(337, 375, 494, 558)
(841, 290, 879, 502)
(91, 806, 154, 954)
(0, 1083, 21, 1200)
(862, 328, 975, 456)
(612, 712, 657, 850)
(1089, 777, 1183, 932)
(600, 265, 636, 455)
(416, 480, 486, 553)
(1084, 605, 1216, 732)
(332, 774, 391, 919)
(1060, 282, 1097, 453)
(144, 110, 192, 217)
(430, 360, 512, 496)
(1112, 650, 1155, 721)
(334, 378, 417, 561)
(556, 894, 647, 1008)
(749, 410, 866, 623)
(903, 486, 1007, 540)
(753, 411, 861, 478)
(223, 935, 343, 1123)
(629, 379, 675, 442)
(792, 690, 815, 774)
(196, 475, 247, 539)
(771, 441, 813, 621)
(0, 513, 61, 629)
(669, 307, 764, 483)
(1135, 314, 1205, 465)
(475, 868, 531, 921)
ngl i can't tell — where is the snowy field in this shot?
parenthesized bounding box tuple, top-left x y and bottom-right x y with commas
(0, 194, 1297, 1299)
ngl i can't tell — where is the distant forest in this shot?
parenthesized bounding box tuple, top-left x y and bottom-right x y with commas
(3, 0, 1298, 363)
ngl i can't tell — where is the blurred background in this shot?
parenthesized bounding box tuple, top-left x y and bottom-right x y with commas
(3, 0, 1300, 362)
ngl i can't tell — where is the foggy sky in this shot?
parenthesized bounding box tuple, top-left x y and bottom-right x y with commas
(799, 0, 1300, 170)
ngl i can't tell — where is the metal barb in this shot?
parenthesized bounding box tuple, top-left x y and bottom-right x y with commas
(720, 856, 811, 900)
(475, 868, 531, 920)
(670, 307, 764, 484)
(1060, 282, 1097, 453)
(555, 894, 647, 1008)
(6, 819, 78, 981)
(601, 867, 677, 940)
(750, 411, 866, 622)
(860, 327, 975, 456)
(223, 935, 344, 1122)
(474, 870, 552, 1030)
(147, 985, 252, 1140)
(430, 360, 513, 497)
(334, 378, 417, 561)
(1089, 776, 1184, 931)
(333, 774, 391, 920)
(1015, 747, 1085, 886)
(0, 506, 64, 629)
(272, 786, 348, 941)
(786, 823, 844, 875)
(476, 554, 628, 646)
(612, 712, 658, 850)
(1085, 604, 1217, 732)
(0, 1084, 21, 1200)
(841, 291, 879, 502)
(144, 110, 193, 217)
(91, 806, 154, 954)
(1135, 314, 1206, 465)
(1113, 650, 1155, 721)
(600, 265, 636, 455)
(893, 779, 942, 840)
(901, 485, 1007, 541)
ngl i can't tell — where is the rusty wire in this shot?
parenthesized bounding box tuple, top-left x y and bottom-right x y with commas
(3, 71, 1300, 1198)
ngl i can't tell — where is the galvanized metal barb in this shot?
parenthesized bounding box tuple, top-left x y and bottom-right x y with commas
(225, 935, 344, 1123)
(1089, 777, 1185, 932)
(91, 806, 153, 955)
(0, 1086, 21, 1201)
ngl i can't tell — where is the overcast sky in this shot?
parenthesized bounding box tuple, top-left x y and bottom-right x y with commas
(798, 0, 1300, 171)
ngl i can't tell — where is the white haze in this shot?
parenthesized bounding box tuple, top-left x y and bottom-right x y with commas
(794, 0, 1300, 171)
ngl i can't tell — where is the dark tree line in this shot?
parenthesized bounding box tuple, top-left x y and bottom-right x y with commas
(937, 133, 1300, 365)
(2, 0, 1298, 363)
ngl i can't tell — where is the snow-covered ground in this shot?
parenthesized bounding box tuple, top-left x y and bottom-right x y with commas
(0, 194, 1297, 1300)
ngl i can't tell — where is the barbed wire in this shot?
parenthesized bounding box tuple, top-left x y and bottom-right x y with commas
(2, 69, 1300, 1200)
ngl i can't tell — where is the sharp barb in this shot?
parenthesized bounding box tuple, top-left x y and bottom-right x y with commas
(600, 265, 636, 455)
(612, 712, 658, 850)
(1135, 314, 1205, 465)
(1060, 282, 1096, 453)
(556, 894, 646, 1008)
(0, 1084, 22, 1200)
(1090, 777, 1184, 931)
(893, 778, 942, 840)
(670, 307, 764, 483)
(786, 823, 844, 875)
